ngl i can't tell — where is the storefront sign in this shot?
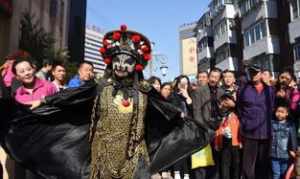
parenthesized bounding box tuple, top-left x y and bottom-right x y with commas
(181, 37, 198, 76)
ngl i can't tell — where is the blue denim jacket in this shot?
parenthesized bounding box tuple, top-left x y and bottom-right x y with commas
(271, 119, 297, 159)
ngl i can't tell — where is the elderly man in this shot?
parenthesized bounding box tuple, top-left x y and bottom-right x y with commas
(238, 65, 274, 179)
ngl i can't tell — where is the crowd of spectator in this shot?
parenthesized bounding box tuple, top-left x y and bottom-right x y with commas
(1, 50, 300, 179)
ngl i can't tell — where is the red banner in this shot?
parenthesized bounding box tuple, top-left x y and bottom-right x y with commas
(0, 0, 12, 16)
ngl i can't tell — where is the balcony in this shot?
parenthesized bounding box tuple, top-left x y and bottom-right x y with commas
(197, 27, 213, 41)
(198, 58, 211, 71)
(243, 36, 280, 60)
(212, 4, 236, 26)
(289, 18, 300, 44)
(214, 29, 237, 50)
(215, 57, 236, 70)
(198, 47, 214, 61)
(241, 0, 278, 30)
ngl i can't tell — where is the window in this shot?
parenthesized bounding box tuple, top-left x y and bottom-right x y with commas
(198, 38, 208, 52)
(290, 0, 300, 20)
(240, 0, 260, 15)
(249, 0, 253, 7)
(261, 22, 267, 37)
(198, 41, 203, 52)
(214, 20, 227, 41)
(243, 21, 267, 47)
(295, 45, 300, 61)
(250, 28, 255, 44)
(246, 0, 251, 10)
(240, 3, 246, 14)
(49, 0, 58, 17)
(221, 21, 227, 34)
(215, 46, 230, 64)
(255, 25, 261, 41)
(244, 31, 250, 47)
(224, 0, 233, 4)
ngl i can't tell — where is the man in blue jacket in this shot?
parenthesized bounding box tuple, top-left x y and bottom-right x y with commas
(238, 65, 275, 179)
(68, 62, 94, 88)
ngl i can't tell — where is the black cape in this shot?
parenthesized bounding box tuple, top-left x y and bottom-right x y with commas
(0, 82, 211, 179)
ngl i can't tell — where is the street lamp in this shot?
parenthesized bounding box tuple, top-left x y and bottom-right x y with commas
(148, 53, 169, 78)
(145, 42, 169, 79)
(160, 64, 168, 77)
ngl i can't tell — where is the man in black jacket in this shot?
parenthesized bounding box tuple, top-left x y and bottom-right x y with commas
(192, 68, 224, 179)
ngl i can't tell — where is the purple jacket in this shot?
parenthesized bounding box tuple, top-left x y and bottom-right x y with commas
(238, 83, 274, 140)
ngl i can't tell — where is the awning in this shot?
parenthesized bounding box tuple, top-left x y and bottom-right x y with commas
(0, 0, 12, 16)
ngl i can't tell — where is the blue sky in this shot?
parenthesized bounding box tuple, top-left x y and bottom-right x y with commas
(87, 0, 209, 80)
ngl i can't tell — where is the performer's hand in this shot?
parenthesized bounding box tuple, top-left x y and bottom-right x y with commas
(29, 100, 42, 110)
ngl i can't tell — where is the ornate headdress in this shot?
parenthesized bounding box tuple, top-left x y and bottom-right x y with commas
(99, 25, 152, 72)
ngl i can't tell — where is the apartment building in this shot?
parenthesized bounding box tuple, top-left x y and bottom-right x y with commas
(191, 0, 297, 75)
(210, 0, 239, 71)
(289, 0, 300, 76)
(84, 25, 106, 75)
(238, 0, 282, 73)
(195, 11, 214, 71)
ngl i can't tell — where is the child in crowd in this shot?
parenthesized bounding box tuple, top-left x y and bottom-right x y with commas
(271, 99, 297, 179)
(215, 94, 241, 179)
(12, 58, 57, 109)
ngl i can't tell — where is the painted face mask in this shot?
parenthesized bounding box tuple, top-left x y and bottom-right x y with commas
(112, 54, 136, 78)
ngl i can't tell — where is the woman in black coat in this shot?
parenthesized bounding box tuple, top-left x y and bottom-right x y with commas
(170, 75, 194, 177)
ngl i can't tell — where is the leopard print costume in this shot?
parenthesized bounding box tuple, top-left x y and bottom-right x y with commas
(89, 83, 150, 179)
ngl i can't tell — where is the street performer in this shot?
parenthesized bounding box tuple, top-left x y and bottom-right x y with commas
(0, 26, 211, 179)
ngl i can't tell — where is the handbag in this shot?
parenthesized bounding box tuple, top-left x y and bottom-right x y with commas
(191, 144, 215, 169)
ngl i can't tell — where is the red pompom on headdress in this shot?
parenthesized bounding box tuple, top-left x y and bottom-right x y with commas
(141, 45, 150, 53)
(103, 39, 110, 47)
(143, 54, 152, 61)
(99, 47, 106, 54)
(104, 58, 112, 65)
(112, 32, 121, 41)
(135, 64, 144, 72)
(131, 35, 141, 43)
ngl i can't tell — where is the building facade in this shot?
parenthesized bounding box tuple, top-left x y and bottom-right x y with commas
(210, 0, 239, 71)
(195, 11, 214, 71)
(239, 0, 282, 73)
(68, 0, 87, 64)
(0, 0, 70, 61)
(289, 0, 300, 76)
(192, 0, 296, 75)
(194, 0, 243, 72)
(84, 25, 106, 75)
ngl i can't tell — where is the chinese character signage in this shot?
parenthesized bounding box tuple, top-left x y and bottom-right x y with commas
(181, 37, 198, 76)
